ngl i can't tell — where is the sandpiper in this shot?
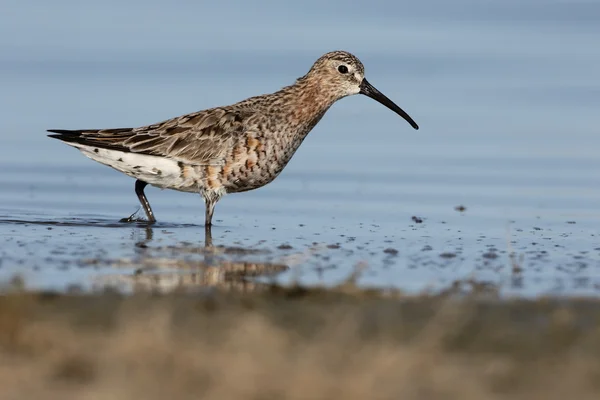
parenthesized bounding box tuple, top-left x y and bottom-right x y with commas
(48, 50, 418, 232)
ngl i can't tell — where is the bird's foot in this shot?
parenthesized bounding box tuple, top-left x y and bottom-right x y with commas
(119, 208, 154, 224)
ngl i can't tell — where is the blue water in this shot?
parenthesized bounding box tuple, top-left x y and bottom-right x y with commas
(1, 0, 599, 296)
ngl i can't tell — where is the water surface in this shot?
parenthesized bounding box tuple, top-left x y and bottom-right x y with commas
(1, 0, 599, 296)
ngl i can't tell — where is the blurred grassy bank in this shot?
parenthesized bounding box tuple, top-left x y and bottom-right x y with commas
(1, 286, 600, 399)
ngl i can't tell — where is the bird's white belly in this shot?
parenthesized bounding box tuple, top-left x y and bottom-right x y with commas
(72, 144, 204, 193)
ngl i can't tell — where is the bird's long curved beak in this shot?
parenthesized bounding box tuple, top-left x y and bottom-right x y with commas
(359, 78, 419, 130)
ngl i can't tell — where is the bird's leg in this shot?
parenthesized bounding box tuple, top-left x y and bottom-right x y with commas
(204, 197, 217, 247)
(205, 199, 216, 228)
(135, 180, 157, 223)
(120, 180, 156, 224)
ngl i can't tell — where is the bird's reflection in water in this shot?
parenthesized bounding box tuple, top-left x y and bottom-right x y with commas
(205, 225, 213, 248)
(96, 225, 289, 293)
(132, 225, 213, 247)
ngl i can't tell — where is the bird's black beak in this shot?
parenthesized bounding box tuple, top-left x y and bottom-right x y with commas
(359, 78, 419, 130)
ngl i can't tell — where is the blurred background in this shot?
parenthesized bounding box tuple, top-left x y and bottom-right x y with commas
(0, 0, 599, 295)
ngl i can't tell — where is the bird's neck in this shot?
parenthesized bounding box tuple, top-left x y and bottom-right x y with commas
(234, 75, 340, 140)
(262, 76, 339, 133)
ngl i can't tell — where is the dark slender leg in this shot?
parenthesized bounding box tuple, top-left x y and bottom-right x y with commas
(135, 180, 156, 223)
(120, 180, 156, 223)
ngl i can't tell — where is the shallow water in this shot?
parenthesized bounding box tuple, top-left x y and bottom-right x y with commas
(1, 0, 599, 296)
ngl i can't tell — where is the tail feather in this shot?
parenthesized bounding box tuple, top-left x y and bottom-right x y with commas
(47, 129, 86, 135)
(47, 128, 133, 152)
(48, 129, 87, 140)
(48, 129, 98, 146)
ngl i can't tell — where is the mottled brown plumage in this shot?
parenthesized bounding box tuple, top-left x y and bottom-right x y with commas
(48, 50, 418, 233)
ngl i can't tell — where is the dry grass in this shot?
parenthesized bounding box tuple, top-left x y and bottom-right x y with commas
(1, 287, 600, 399)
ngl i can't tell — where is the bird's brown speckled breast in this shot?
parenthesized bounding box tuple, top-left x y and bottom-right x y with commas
(216, 111, 327, 194)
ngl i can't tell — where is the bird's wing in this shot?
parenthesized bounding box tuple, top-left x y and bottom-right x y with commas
(48, 107, 253, 165)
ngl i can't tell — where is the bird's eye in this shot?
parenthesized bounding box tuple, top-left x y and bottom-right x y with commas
(337, 65, 348, 74)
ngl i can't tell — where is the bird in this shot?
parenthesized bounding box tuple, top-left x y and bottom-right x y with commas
(48, 50, 419, 234)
